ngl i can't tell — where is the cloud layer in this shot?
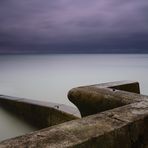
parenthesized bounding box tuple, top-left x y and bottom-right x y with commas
(0, 0, 148, 53)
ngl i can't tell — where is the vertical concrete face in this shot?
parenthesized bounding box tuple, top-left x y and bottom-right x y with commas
(0, 81, 148, 147)
(109, 82, 140, 94)
(0, 96, 79, 129)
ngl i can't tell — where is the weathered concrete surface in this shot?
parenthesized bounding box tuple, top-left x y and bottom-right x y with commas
(0, 81, 148, 148)
(0, 100, 148, 148)
(0, 95, 80, 129)
(68, 81, 141, 117)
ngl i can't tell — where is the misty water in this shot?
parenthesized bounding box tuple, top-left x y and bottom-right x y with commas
(0, 54, 148, 141)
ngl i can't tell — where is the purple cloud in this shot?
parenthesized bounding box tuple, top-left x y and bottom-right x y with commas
(0, 0, 148, 53)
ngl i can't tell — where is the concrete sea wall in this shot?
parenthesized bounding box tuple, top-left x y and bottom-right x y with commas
(0, 95, 79, 129)
(0, 81, 148, 147)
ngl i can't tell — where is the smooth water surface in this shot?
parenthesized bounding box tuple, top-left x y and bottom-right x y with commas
(0, 54, 148, 141)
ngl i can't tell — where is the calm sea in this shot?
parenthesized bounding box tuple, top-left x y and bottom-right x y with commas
(0, 54, 148, 141)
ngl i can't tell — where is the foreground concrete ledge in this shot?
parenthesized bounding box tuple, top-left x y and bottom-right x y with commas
(0, 100, 148, 148)
(0, 80, 148, 147)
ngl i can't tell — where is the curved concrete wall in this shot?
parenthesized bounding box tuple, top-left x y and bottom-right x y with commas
(0, 95, 79, 129)
(0, 81, 148, 147)
(68, 81, 140, 117)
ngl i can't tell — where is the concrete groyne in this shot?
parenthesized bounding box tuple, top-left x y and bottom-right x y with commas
(0, 81, 148, 148)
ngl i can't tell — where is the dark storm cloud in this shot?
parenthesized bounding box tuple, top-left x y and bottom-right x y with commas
(0, 0, 148, 53)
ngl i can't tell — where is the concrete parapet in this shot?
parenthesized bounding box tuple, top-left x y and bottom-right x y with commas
(0, 81, 148, 147)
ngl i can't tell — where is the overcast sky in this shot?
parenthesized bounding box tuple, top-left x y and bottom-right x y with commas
(0, 0, 148, 53)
